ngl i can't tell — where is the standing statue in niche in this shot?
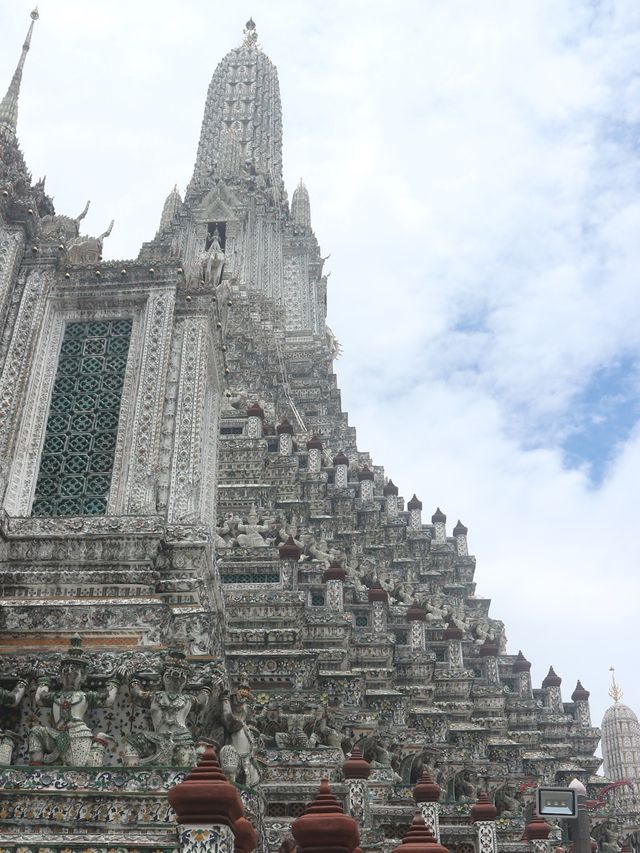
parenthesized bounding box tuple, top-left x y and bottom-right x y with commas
(219, 674, 262, 786)
(28, 635, 120, 766)
(201, 226, 225, 287)
(122, 650, 212, 766)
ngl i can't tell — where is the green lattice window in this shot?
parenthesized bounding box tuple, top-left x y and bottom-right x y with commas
(32, 318, 133, 517)
(355, 614, 369, 627)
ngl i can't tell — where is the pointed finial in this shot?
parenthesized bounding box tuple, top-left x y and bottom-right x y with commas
(609, 666, 623, 703)
(0, 8, 39, 135)
(241, 18, 259, 49)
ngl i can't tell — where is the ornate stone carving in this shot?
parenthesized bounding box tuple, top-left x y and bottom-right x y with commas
(122, 650, 213, 767)
(28, 635, 120, 766)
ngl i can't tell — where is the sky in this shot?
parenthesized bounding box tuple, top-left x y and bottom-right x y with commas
(1, 0, 639, 738)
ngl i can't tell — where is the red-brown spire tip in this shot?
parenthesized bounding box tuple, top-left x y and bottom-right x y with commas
(323, 561, 346, 582)
(276, 417, 294, 435)
(343, 744, 371, 780)
(383, 478, 399, 496)
(168, 746, 244, 827)
(407, 494, 422, 510)
(479, 637, 499, 657)
(571, 680, 590, 701)
(431, 507, 446, 523)
(279, 535, 302, 561)
(525, 814, 552, 840)
(306, 434, 323, 450)
(407, 602, 426, 621)
(358, 465, 374, 481)
(392, 811, 449, 853)
(513, 650, 531, 672)
(443, 618, 464, 641)
(413, 769, 441, 803)
(542, 665, 562, 688)
(291, 779, 360, 853)
(234, 816, 258, 853)
(453, 519, 468, 535)
(470, 791, 497, 823)
(368, 581, 388, 603)
(246, 402, 264, 418)
(333, 451, 349, 466)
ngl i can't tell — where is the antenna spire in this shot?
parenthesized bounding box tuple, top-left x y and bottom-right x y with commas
(608, 666, 623, 703)
(0, 8, 39, 135)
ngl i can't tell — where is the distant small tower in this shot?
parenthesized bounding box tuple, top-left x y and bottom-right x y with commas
(157, 184, 182, 234)
(291, 179, 311, 230)
(601, 669, 640, 800)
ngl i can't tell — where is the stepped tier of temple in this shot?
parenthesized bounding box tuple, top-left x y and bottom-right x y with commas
(0, 13, 632, 853)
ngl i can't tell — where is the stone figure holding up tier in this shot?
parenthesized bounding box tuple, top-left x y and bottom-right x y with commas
(0, 673, 29, 765)
(122, 650, 212, 767)
(28, 635, 120, 766)
(236, 505, 273, 548)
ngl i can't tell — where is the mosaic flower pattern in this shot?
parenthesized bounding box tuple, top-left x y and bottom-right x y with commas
(32, 319, 132, 517)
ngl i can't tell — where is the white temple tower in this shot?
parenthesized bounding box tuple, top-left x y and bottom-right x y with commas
(601, 671, 640, 803)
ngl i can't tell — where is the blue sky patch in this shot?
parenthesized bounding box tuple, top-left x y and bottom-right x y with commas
(561, 356, 640, 485)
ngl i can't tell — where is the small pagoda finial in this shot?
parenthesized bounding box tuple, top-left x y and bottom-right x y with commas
(241, 18, 259, 49)
(609, 666, 623, 703)
(0, 8, 40, 135)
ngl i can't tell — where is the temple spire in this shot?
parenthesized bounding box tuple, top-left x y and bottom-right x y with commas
(0, 8, 39, 136)
(188, 18, 283, 196)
